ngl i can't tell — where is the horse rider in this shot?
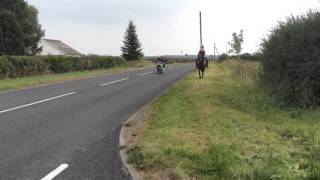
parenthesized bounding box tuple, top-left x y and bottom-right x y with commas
(196, 45, 208, 68)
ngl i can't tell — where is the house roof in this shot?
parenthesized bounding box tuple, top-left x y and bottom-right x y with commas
(42, 39, 81, 55)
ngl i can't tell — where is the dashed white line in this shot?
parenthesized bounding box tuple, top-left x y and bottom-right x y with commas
(0, 92, 77, 115)
(100, 78, 129, 87)
(139, 71, 153, 76)
(41, 164, 69, 180)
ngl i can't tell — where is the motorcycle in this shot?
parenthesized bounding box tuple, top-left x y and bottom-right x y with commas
(156, 62, 165, 74)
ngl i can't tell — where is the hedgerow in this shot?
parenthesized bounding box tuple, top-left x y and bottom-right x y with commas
(261, 10, 320, 107)
(0, 55, 127, 79)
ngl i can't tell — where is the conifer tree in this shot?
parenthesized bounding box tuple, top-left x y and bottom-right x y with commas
(121, 20, 143, 61)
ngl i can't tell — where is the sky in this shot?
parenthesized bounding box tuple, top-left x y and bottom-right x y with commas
(28, 0, 320, 56)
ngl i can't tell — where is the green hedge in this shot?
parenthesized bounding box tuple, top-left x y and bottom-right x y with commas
(8, 56, 48, 77)
(261, 10, 320, 107)
(0, 56, 12, 79)
(0, 55, 127, 79)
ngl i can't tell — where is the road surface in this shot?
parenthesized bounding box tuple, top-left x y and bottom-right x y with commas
(0, 64, 193, 180)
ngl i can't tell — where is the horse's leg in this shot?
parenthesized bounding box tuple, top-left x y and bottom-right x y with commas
(202, 68, 205, 79)
(203, 68, 205, 79)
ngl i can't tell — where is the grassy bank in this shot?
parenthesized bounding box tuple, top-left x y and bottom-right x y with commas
(127, 60, 320, 179)
(0, 60, 153, 92)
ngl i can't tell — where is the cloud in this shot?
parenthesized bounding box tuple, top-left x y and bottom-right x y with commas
(30, 0, 192, 25)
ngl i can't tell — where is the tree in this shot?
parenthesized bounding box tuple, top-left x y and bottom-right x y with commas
(0, 0, 44, 55)
(121, 20, 143, 61)
(0, 9, 25, 55)
(228, 30, 244, 57)
(23, 5, 45, 55)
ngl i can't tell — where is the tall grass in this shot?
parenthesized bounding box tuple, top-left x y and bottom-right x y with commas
(224, 60, 261, 83)
(128, 60, 320, 179)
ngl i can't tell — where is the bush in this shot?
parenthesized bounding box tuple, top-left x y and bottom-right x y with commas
(240, 52, 262, 61)
(0, 56, 13, 79)
(44, 55, 126, 73)
(7, 56, 48, 77)
(261, 10, 320, 107)
(240, 53, 252, 60)
(44, 56, 75, 73)
(252, 52, 263, 61)
(218, 53, 229, 62)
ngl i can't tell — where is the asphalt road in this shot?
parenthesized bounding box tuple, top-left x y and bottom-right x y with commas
(0, 63, 194, 180)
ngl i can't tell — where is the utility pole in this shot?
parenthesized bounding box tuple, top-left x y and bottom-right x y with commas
(226, 42, 230, 54)
(214, 43, 216, 61)
(199, 11, 203, 47)
(214, 43, 220, 61)
(215, 44, 219, 56)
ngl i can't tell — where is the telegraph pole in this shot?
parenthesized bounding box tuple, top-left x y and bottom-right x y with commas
(215, 44, 219, 56)
(214, 43, 220, 61)
(214, 43, 216, 61)
(199, 11, 202, 47)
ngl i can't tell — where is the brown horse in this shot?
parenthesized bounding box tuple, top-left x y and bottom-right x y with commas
(196, 56, 208, 79)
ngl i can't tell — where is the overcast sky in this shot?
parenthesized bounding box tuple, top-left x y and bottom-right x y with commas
(28, 0, 319, 56)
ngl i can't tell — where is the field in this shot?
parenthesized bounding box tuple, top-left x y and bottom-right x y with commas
(125, 60, 320, 179)
(0, 60, 153, 92)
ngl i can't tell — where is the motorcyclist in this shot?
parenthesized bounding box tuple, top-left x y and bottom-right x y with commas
(156, 56, 166, 74)
(157, 56, 166, 68)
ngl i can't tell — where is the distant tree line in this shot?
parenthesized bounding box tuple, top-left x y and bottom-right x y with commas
(218, 52, 262, 62)
(0, 0, 44, 55)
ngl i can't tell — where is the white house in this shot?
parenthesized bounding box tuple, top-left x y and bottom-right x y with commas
(39, 39, 81, 56)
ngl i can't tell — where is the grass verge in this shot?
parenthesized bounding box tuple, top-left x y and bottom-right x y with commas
(0, 60, 153, 92)
(127, 60, 320, 180)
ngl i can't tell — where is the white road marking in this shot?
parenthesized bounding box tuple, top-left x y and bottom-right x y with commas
(139, 71, 153, 76)
(0, 92, 76, 115)
(100, 78, 129, 87)
(41, 164, 69, 180)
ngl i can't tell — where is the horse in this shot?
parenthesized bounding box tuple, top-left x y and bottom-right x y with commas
(196, 56, 208, 79)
